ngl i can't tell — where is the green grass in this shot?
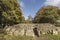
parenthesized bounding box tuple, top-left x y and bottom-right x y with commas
(4, 34, 60, 40)
(0, 33, 6, 40)
(1, 33, 60, 40)
(39, 34, 60, 40)
(4, 34, 34, 40)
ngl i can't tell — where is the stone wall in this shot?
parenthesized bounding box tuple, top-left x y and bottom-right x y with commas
(4, 23, 60, 37)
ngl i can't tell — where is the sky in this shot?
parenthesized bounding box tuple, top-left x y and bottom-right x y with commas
(18, 0, 60, 19)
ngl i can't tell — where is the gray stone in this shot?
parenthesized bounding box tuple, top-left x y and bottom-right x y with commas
(4, 23, 60, 37)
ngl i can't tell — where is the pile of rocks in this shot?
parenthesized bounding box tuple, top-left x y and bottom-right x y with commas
(4, 23, 60, 37)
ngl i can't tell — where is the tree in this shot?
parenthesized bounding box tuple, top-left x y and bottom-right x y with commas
(0, 0, 24, 27)
(33, 5, 60, 24)
(25, 15, 33, 23)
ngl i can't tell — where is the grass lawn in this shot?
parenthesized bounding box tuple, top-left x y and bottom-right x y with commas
(4, 34, 34, 40)
(1, 33, 60, 40)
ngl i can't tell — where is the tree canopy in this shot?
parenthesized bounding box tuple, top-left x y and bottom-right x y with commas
(33, 6, 60, 24)
(0, 0, 25, 26)
(25, 15, 33, 23)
